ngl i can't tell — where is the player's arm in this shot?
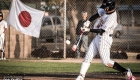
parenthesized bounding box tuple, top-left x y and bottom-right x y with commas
(89, 29, 105, 35)
(81, 27, 105, 35)
(83, 13, 100, 27)
(84, 8, 105, 27)
(89, 13, 100, 22)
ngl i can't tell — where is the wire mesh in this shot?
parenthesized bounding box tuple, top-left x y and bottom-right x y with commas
(0, 0, 140, 59)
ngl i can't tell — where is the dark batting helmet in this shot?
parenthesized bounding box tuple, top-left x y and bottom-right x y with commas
(100, 0, 115, 11)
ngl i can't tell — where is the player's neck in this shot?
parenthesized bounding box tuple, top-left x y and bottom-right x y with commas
(106, 10, 115, 14)
(0, 19, 3, 22)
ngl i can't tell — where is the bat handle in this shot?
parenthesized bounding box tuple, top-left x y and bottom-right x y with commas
(80, 30, 84, 35)
(81, 30, 84, 32)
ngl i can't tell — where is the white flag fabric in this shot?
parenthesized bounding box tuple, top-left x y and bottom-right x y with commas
(7, 0, 44, 38)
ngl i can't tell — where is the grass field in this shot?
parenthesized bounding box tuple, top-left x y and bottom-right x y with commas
(0, 60, 140, 74)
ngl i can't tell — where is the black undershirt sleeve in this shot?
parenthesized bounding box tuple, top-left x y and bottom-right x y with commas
(89, 13, 100, 22)
(90, 29, 105, 35)
(113, 62, 128, 73)
(88, 13, 105, 35)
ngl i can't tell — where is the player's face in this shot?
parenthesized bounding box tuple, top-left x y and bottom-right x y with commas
(0, 16, 2, 20)
(102, 2, 115, 13)
(82, 13, 87, 20)
(101, 3, 109, 13)
(104, 7, 109, 12)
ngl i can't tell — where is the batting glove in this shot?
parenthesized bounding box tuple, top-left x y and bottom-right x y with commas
(84, 20, 90, 27)
(81, 27, 90, 32)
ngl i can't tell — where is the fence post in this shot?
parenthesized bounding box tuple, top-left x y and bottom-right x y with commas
(63, 0, 66, 58)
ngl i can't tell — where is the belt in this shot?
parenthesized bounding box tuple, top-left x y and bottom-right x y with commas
(97, 33, 113, 37)
(109, 34, 113, 37)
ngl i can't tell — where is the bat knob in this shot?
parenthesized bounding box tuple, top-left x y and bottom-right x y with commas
(81, 30, 85, 32)
(72, 45, 77, 51)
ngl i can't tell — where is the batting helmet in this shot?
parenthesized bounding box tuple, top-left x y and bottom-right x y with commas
(0, 12, 3, 20)
(100, 0, 115, 11)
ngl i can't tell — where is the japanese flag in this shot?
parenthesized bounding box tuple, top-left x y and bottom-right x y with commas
(7, 0, 44, 38)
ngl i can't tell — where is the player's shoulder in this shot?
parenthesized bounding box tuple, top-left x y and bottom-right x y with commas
(97, 8, 104, 11)
(97, 8, 105, 16)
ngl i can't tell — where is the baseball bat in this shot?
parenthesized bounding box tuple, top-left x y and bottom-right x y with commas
(72, 30, 84, 51)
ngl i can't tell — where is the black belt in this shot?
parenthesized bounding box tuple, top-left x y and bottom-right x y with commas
(109, 34, 113, 37)
(97, 34, 113, 37)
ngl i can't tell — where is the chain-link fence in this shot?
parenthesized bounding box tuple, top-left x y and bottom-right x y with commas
(0, 0, 140, 59)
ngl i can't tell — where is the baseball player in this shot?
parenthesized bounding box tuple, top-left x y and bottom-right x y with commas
(0, 12, 7, 60)
(76, 0, 136, 80)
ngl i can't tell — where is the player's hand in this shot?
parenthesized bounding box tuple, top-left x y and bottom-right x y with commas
(81, 27, 90, 32)
(72, 45, 77, 51)
(84, 20, 90, 27)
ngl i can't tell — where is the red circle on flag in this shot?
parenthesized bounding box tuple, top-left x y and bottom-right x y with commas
(18, 11, 31, 27)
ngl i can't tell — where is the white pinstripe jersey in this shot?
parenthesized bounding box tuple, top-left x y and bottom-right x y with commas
(94, 8, 118, 48)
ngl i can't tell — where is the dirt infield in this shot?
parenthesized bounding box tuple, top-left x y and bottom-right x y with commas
(20, 58, 140, 63)
(1, 72, 140, 80)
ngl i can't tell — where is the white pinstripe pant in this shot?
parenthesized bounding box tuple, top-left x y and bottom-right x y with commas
(84, 35, 114, 66)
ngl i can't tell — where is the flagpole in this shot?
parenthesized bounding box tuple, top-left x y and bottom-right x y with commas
(63, 0, 66, 58)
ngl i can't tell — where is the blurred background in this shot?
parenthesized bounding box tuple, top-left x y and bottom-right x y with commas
(1, 0, 140, 59)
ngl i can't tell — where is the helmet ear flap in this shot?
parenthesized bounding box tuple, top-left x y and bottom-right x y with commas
(108, 2, 115, 11)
